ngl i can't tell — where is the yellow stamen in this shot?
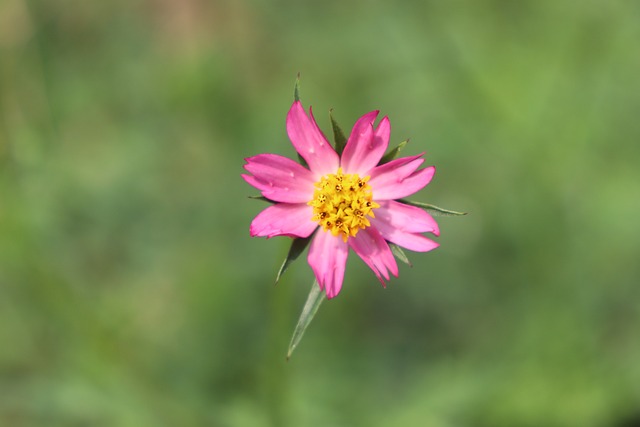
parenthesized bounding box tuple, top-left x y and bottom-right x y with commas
(308, 167, 379, 242)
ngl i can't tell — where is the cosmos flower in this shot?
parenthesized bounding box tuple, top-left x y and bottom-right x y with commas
(243, 101, 439, 299)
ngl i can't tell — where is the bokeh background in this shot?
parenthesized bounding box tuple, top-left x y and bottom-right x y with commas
(2, 0, 640, 426)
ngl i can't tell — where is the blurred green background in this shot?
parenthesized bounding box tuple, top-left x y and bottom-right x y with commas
(1, 0, 640, 426)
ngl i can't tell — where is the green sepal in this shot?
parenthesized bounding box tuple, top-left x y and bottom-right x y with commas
(379, 139, 409, 165)
(294, 72, 301, 102)
(248, 195, 276, 204)
(389, 242, 412, 266)
(297, 153, 309, 168)
(399, 199, 468, 216)
(292, 74, 308, 166)
(330, 109, 347, 156)
(287, 279, 326, 360)
(275, 235, 313, 285)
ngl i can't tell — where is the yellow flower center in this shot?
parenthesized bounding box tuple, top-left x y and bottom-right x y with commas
(308, 168, 379, 242)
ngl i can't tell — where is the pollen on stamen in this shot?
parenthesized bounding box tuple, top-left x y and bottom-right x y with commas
(307, 168, 378, 242)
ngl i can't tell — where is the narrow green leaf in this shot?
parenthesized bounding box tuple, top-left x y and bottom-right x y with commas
(275, 235, 313, 285)
(294, 72, 301, 102)
(292, 73, 308, 167)
(248, 195, 276, 204)
(400, 199, 468, 216)
(297, 153, 308, 168)
(330, 109, 347, 155)
(389, 243, 412, 266)
(287, 280, 325, 360)
(379, 139, 409, 164)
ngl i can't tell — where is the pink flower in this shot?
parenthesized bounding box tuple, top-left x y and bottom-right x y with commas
(243, 101, 439, 299)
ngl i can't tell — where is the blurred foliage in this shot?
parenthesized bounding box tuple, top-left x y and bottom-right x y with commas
(1, 0, 640, 426)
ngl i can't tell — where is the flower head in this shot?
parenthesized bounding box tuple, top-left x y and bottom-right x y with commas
(243, 101, 439, 299)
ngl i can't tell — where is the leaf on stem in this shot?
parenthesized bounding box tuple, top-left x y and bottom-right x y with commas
(379, 139, 408, 164)
(399, 199, 468, 217)
(330, 109, 347, 156)
(294, 72, 301, 102)
(292, 74, 309, 167)
(389, 242, 412, 266)
(287, 280, 325, 360)
(248, 195, 276, 204)
(275, 235, 313, 285)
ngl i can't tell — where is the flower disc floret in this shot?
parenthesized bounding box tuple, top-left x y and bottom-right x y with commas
(308, 168, 380, 242)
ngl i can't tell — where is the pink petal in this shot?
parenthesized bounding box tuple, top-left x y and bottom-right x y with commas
(374, 200, 440, 236)
(369, 154, 423, 185)
(286, 101, 339, 178)
(243, 154, 315, 203)
(349, 227, 398, 287)
(369, 153, 435, 200)
(373, 219, 440, 252)
(370, 200, 440, 252)
(308, 230, 349, 299)
(370, 201, 440, 252)
(341, 112, 390, 175)
(250, 203, 317, 238)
